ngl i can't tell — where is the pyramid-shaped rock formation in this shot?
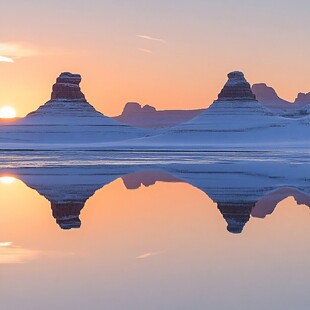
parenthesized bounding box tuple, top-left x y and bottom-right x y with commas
(127, 71, 291, 149)
(25, 72, 113, 124)
(0, 72, 151, 146)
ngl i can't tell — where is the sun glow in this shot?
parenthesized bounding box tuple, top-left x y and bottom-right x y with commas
(0, 55, 14, 63)
(0, 106, 16, 118)
(0, 176, 16, 184)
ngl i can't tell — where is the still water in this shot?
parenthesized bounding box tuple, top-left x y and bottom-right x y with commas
(0, 151, 309, 309)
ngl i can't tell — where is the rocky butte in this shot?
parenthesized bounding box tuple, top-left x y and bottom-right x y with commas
(25, 72, 113, 123)
(0, 72, 149, 146)
(252, 83, 310, 111)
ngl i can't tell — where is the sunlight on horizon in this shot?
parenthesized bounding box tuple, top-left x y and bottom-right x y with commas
(0, 106, 16, 118)
(0, 176, 16, 184)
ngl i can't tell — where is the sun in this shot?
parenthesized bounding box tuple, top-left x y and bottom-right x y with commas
(0, 106, 16, 118)
(0, 176, 16, 184)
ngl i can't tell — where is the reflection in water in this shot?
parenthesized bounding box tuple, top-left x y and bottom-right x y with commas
(0, 242, 38, 264)
(136, 251, 162, 259)
(1, 154, 310, 310)
(2, 161, 309, 233)
(0, 176, 16, 184)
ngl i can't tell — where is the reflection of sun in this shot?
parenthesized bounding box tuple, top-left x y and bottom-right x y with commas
(0, 176, 16, 184)
(0, 106, 16, 118)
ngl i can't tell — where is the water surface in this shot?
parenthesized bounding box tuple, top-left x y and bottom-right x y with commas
(0, 151, 309, 309)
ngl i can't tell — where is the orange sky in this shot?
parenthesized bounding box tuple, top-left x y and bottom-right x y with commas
(0, 1, 309, 117)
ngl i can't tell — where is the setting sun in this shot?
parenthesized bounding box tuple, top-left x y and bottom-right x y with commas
(0, 106, 16, 118)
(0, 176, 16, 184)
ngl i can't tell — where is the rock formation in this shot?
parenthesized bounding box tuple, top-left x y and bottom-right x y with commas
(294, 92, 310, 106)
(25, 72, 106, 122)
(114, 102, 204, 129)
(252, 83, 292, 110)
(0, 72, 150, 146)
(129, 71, 298, 148)
(51, 72, 86, 100)
(218, 71, 256, 101)
(252, 83, 310, 111)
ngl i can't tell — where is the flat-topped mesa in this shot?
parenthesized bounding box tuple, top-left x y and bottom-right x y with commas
(51, 72, 85, 100)
(217, 71, 257, 101)
(295, 92, 310, 105)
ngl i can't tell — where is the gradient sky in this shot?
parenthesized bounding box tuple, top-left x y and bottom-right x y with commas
(0, 0, 309, 117)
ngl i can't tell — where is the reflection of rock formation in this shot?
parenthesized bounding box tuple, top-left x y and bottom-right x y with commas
(15, 170, 125, 230)
(122, 170, 182, 189)
(51, 202, 84, 230)
(217, 203, 254, 234)
(252, 187, 310, 219)
(3, 157, 310, 233)
(34, 184, 102, 230)
(170, 159, 310, 233)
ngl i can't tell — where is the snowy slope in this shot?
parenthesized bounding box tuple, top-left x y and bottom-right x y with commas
(114, 72, 310, 150)
(0, 72, 152, 147)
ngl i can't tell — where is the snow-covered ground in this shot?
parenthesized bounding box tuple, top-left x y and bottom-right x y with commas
(1, 71, 309, 150)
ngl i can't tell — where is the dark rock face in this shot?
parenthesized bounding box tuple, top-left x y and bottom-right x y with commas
(217, 203, 254, 234)
(218, 71, 256, 101)
(51, 72, 85, 100)
(51, 202, 84, 230)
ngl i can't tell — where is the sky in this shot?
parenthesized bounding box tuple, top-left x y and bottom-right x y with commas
(0, 0, 309, 117)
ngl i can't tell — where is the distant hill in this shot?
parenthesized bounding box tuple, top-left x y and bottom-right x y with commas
(252, 83, 310, 110)
(113, 102, 204, 129)
(114, 84, 310, 129)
